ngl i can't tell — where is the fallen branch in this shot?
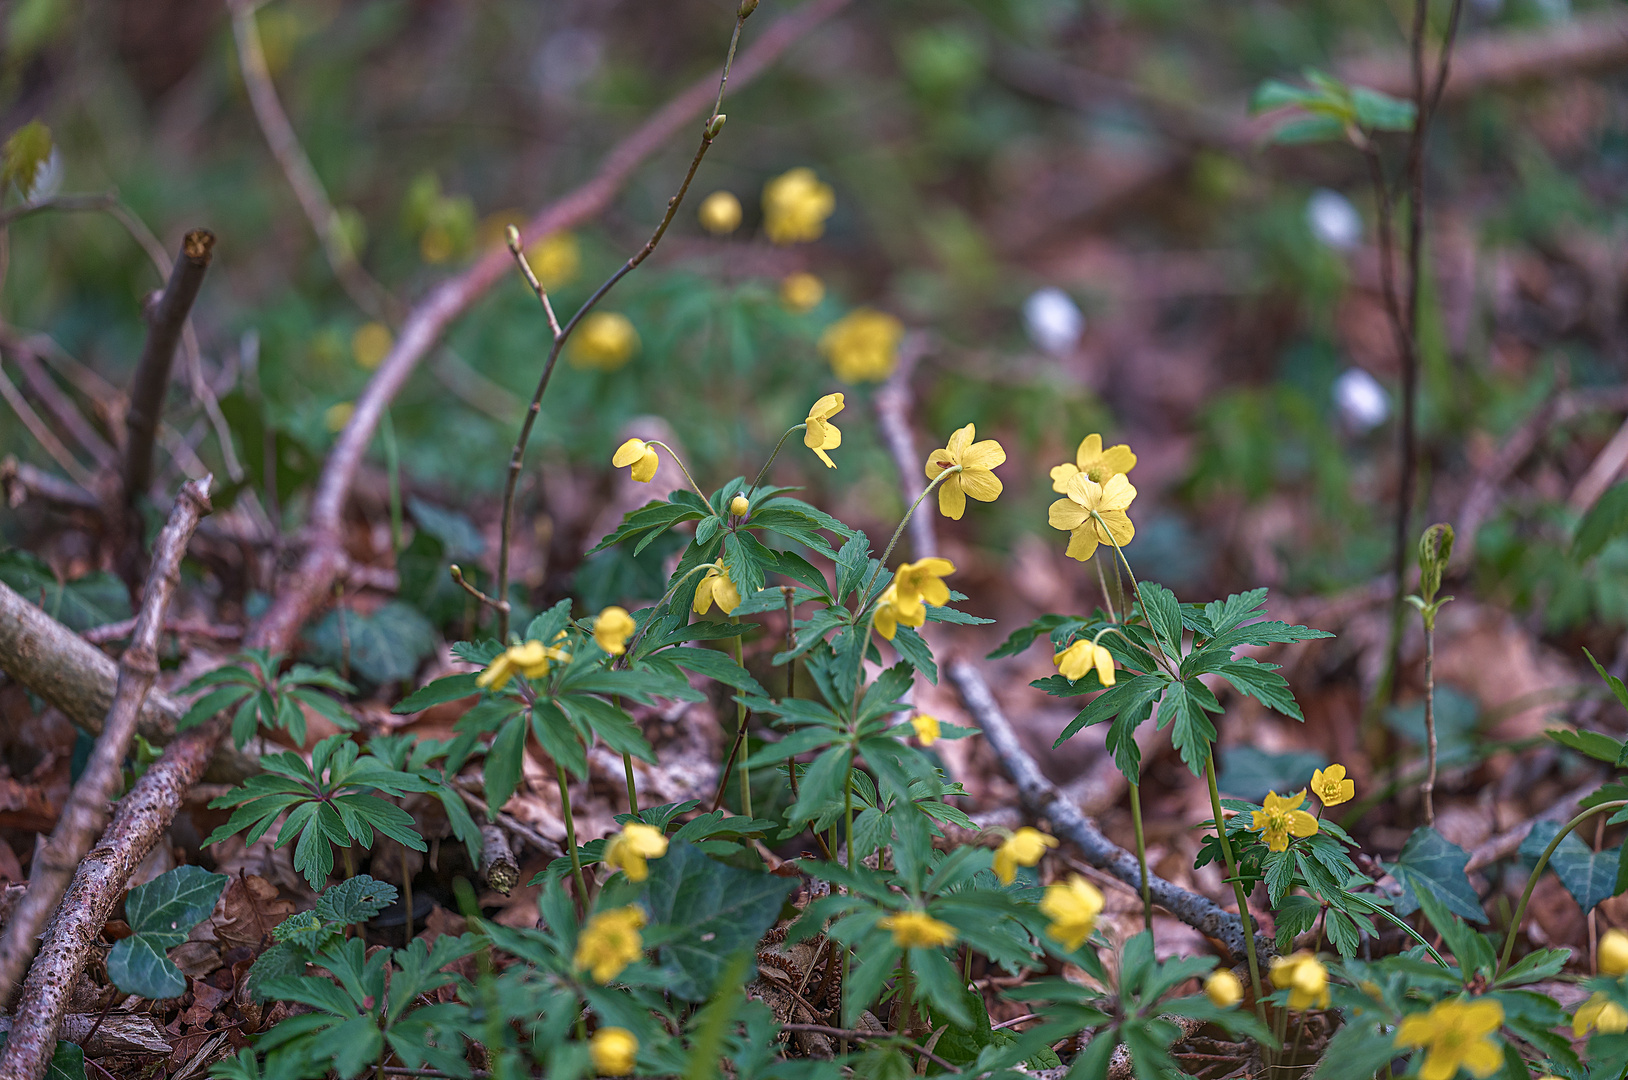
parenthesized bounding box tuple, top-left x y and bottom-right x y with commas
(121, 229, 216, 504)
(1463, 778, 1601, 875)
(0, 477, 211, 1073)
(0, 456, 100, 512)
(0, 1012, 169, 1057)
(479, 824, 520, 896)
(250, 0, 853, 656)
(0, 581, 256, 782)
(947, 658, 1272, 964)
(872, 333, 938, 562)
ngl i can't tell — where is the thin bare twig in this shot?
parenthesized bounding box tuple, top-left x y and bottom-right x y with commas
(873, 333, 937, 562)
(779, 1024, 960, 1072)
(3, 342, 117, 470)
(122, 229, 216, 503)
(250, 0, 853, 657)
(0, 362, 94, 487)
(0, 476, 211, 1057)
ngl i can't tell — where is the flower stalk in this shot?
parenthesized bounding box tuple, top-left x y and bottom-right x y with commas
(1206, 750, 1267, 1027)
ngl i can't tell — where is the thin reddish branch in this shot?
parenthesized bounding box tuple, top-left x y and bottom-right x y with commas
(252, 0, 852, 657)
(0, 476, 211, 1073)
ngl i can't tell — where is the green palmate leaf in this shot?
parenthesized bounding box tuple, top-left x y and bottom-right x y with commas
(316, 875, 399, 924)
(833, 531, 874, 604)
(556, 693, 655, 762)
(1586, 647, 1628, 716)
(1160, 679, 1221, 777)
(888, 624, 937, 684)
(663, 646, 767, 696)
(108, 866, 228, 999)
(1053, 672, 1168, 746)
(392, 672, 480, 713)
(1519, 821, 1623, 914)
(1546, 725, 1625, 765)
(531, 700, 588, 779)
(1576, 484, 1628, 562)
(1210, 659, 1304, 721)
(643, 840, 794, 1000)
(1140, 583, 1185, 659)
(987, 614, 1076, 660)
(587, 496, 708, 555)
(1309, 1014, 1401, 1080)
(485, 714, 526, 814)
(1384, 826, 1487, 924)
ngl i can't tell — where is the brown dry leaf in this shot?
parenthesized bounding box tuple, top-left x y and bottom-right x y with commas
(212, 873, 296, 951)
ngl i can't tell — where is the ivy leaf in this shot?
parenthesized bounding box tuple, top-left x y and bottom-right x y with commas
(0, 550, 133, 632)
(1519, 821, 1622, 914)
(1383, 826, 1486, 924)
(303, 601, 437, 687)
(107, 866, 227, 999)
(643, 840, 794, 1000)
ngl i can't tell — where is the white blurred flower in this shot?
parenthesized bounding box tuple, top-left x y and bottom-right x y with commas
(1334, 368, 1389, 431)
(1306, 189, 1361, 251)
(1023, 287, 1084, 356)
(25, 147, 62, 204)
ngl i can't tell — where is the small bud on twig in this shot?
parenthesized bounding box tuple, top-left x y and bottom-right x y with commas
(706, 114, 727, 138)
(505, 224, 522, 252)
(1417, 522, 1454, 604)
(737, 0, 759, 18)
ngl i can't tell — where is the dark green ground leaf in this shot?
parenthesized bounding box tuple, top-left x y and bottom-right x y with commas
(0, 1033, 83, 1080)
(1217, 746, 1326, 802)
(1574, 482, 1628, 562)
(108, 865, 227, 999)
(1384, 826, 1486, 923)
(303, 601, 436, 686)
(0, 550, 132, 632)
(643, 840, 793, 1000)
(1520, 821, 1623, 914)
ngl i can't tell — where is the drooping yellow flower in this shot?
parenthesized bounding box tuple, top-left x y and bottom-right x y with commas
(1269, 951, 1330, 1011)
(994, 827, 1058, 885)
(694, 564, 740, 616)
(593, 606, 637, 656)
(925, 423, 1006, 521)
(872, 584, 923, 641)
(780, 272, 825, 312)
(1050, 434, 1137, 494)
(911, 714, 940, 746)
(819, 308, 902, 383)
(1038, 875, 1104, 951)
(698, 190, 742, 235)
(762, 167, 834, 245)
(525, 231, 580, 290)
(729, 494, 750, 517)
(1250, 790, 1320, 853)
(574, 906, 647, 983)
(602, 822, 669, 883)
(892, 557, 955, 616)
(1048, 473, 1136, 562)
(804, 393, 845, 469)
(589, 1027, 638, 1076)
(477, 639, 571, 691)
(878, 909, 958, 949)
(351, 322, 393, 371)
(1054, 639, 1116, 687)
(1206, 969, 1243, 1008)
(1575, 992, 1628, 1037)
(1396, 998, 1505, 1080)
(1603, 929, 1628, 977)
(612, 438, 659, 483)
(570, 312, 640, 371)
(1310, 764, 1355, 808)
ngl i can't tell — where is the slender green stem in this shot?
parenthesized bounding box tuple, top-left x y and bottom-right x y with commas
(647, 440, 710, 504)
(619, 561, 716, 659)
(841, 770, 855, 1058)
(381, 407, 403, 555)
(1344, 894, 1447, 966)
(857, 472, 950, 606)
(1206, 750, 1266, 1028)
(400, 846, 414, 943)
(557, 766, 590, 915)
(783, 587, 799, 801)
(1093, 550, 1118, 623)
(1499, 800, 1628, 974)
(623, 753, 639, 817)
(1128, 782, 1153, 934)
(747, 424, 806, 496)
(735, 634, 752, 819)
(1422, 615, 1437, 827)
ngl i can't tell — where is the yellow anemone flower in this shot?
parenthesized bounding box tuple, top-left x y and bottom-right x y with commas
(819, 309, 902, 383)
(477, 639, 570, 691)
(872, 583, 924, 641)
(1050, 434, 1137, 494)
(804, 392, 845, 468)
(993, 827, 1058, 885)
(573, 906, 647, 983)
(1054, 639, 1116, 687)
(1396, 998, 1505, 1080)
(570, 312, 640, 371)
(762, 167, 834, 245)
(588, 1027, 638, 1076)
(891, 557, 955, 619)
(1269, 951, 1330, 1011)
(911, 714, 940, 746)
(1310, 764, 1355, 808)
(1206, 969, 1243, 1008)
(1575, 992, 1628, 1037)
(602, 822, 669, 882)
(694, 564, 740, 616)
(925, 423, 1006, 520)
(1250, 790, 1320, 852)
(878, 910, 958, 949)
(593, 606, 637, 656)
(1602, 929, 1628, 977)
(1038, 875, 1104, 951)
(351, 322, 393, 371)
(697, 190, 742, 235)
(780, 272, 825, 312)
(612, 438, 659, 483)
(1048, 473, 1136, 562)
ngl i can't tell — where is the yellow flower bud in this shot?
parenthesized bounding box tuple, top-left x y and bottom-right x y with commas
(1602, 929, 1628, 978)
(1206, 969, 1243, 1008)
(570, 312, 640, 371)
(780, 272, 825, 313)
(698, 191, 742, 235)
(589, 1027, 638, 1076)
(911, 714, 940, 746)
(729, 494, 750, 517)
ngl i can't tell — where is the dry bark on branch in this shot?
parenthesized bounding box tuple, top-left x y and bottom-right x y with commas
(947, 659, 1273, 963)
(480, 825, 520, 896)
(122, 230, 215, 503)
(873, 334, 938, 563)
(250, 0, 853, 656)
(0, 476, 211, 1067)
